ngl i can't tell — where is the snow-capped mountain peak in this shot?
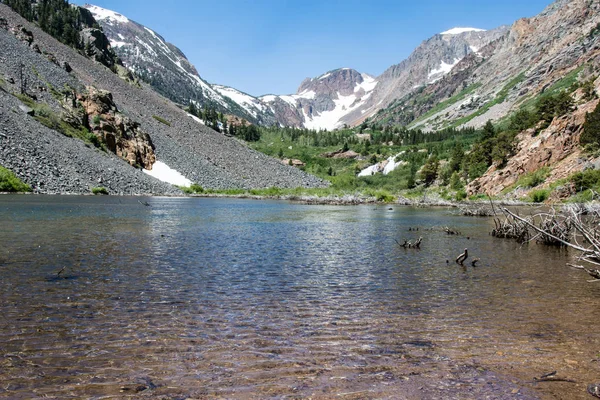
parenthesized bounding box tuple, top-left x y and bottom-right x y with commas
(259, 68, 378, 131)
(84, 4, 128, 24)
(84, 4, 279, 125)
(440, 27, 486, 35)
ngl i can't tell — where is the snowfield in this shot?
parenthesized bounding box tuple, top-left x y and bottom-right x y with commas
(260, 73, 378, 131)
(440, 27, 485, 35)
(214, 86, 268, 118)
(143, 161, 192, 187)
(428, 58, 461, 82)
(85, 5, 129, 24)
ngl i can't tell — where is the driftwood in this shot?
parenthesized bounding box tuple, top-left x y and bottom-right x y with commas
(491, 209, 530, 243)
(502, 206, 600, 282)
(395, 237, 422, 249)
(456, 248, 468, 264)
(459, 205, 494, 217)
(444, 227, 461, 235)
(530, 370, 576, 383)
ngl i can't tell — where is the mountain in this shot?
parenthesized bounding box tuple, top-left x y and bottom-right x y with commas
(83, 4, 276, 125)
(0, 2, 326, 194)
(256, 29, 507, 130)
(82, 3, 507, 131)
(369, 0, 600, 132)
(341, 26, 509, 127)
(212, 85, 275, 125)
(259, 68, 377, 130)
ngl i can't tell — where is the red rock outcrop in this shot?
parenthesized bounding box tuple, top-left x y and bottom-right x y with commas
(467, 98, 599, 197)
(64, 86, 156, 169)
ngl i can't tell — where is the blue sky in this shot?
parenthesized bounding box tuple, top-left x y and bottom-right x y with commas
(81, 0, 552, 97)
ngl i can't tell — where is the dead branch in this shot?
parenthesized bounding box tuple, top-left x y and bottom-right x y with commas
(491, 209, 530, 243)
(501, 208, 587, 252)
(396, 237, 422, 249)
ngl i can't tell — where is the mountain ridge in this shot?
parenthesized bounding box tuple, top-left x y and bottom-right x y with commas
(85, 1, 508, 130)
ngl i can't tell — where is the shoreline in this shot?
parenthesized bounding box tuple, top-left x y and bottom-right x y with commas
(0, 190, 558, 207)
(3, 190, 594, 210)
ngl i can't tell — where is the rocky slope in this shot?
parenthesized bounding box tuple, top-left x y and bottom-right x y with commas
(467, 82, 600, 198)
(344, 26, 509, 127)
(372, 0, 600, 131)
(0, 3, 327, 194)
(83, 4, 277, 126)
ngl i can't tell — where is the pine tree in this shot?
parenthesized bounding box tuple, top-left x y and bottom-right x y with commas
(481, 120, 495, 141)
(580, 101, 600, 146)
(419, 155, 439, 186)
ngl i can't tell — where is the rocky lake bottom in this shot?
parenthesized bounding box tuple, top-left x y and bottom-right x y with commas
(1, 195, 599, 399)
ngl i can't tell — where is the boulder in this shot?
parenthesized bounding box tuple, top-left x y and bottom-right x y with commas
(18, 104, 34, 116)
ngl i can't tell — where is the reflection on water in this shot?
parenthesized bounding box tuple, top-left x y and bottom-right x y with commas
(1, 196, 599, 399)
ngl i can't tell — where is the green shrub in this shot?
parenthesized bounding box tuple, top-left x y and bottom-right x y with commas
(250, 187, 284, 196)
(449, 171, 463, 190)
(152, 115, 171, 126)
(455, 190, 467, 201)
(180, 183, 204, 194)
(580, 101, 600, 146)
(519, 167, 550, 188)
(570, 169, 600, 192)
(375, 190, 395, 203)
(0, 165, 31, 192)
(469, 193, 488, 201)
(91, 186, 108, 195)
(529, 189, 550, 203)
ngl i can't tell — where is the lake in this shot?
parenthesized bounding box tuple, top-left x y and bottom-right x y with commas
(1, 195, 599, 399)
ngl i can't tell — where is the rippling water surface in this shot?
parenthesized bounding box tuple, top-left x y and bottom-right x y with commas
(1, 196, 600, 399)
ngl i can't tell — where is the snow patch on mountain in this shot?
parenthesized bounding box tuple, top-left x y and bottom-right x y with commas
(85, 4, 129, 24)
(259, 95, 278, 102)
(358, 153, 407, 177)
(297, 89, 316, 99)
(303, 91, 372, 131)
(428, 58, 461, 82)
(143, 161, 192, 187)
(214, 86, 268, 118)
(356, 74, 377, 92)
(440, 27, 486, 35)
(110, 40, 128, 48)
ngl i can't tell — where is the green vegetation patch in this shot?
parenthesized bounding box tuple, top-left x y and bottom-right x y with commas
(528, 188, 550, 203)
(450, 73, 526, 128)
(91, 186, 108, 195)
(0, 165, 31, 192)
(409, 83, 482, 128)
(501, 167, 551, 194)
(152, 115, 171, 126)
(16, 94, 103, 148)
(180, 183, 204, 194)
(518, 65, 584, 112)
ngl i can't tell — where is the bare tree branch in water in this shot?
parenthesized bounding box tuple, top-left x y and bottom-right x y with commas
(501, 206, 600, 282)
